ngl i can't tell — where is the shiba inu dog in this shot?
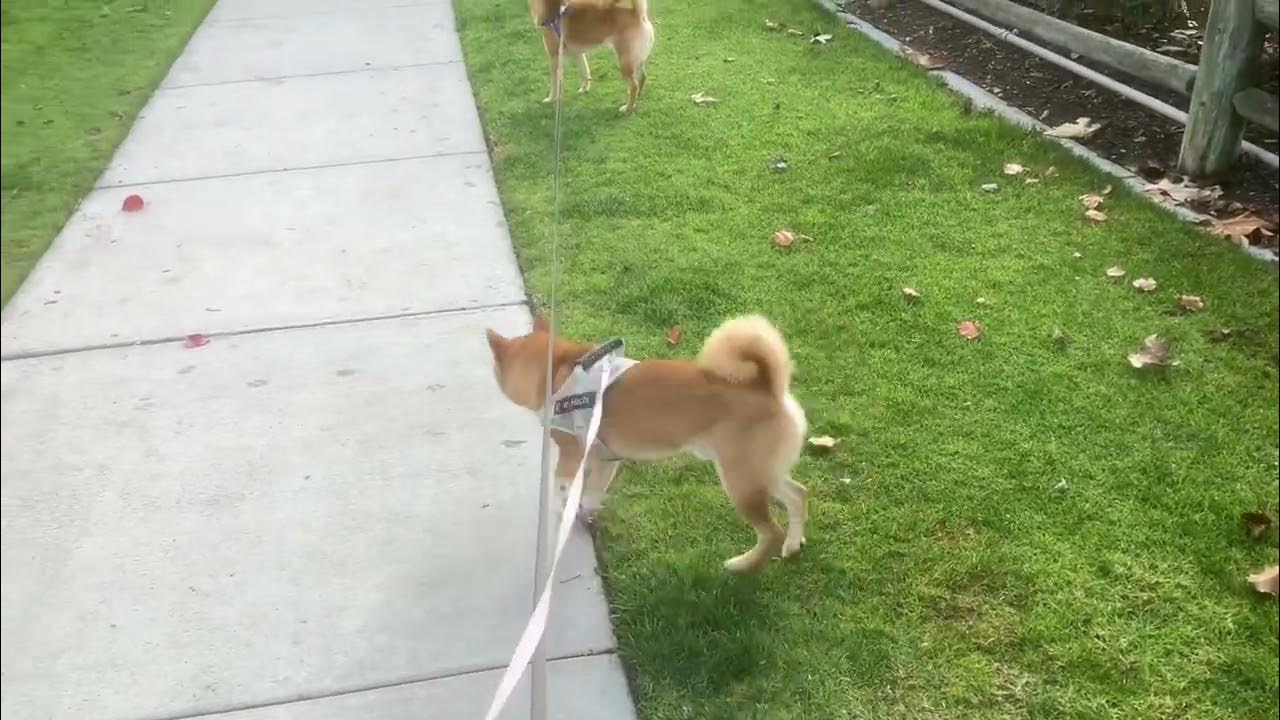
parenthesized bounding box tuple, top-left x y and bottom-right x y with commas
(485, 315, 809, 572)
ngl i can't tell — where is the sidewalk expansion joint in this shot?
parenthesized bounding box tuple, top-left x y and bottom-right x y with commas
(0, 300, 529, 363)
(92, 150, 488, 191)
(161, 61, 462, 91)
(127, 649, 618, 720)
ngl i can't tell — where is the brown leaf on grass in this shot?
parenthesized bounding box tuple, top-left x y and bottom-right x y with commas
(1045, 117, 1102, 140)
(1127, 334, 1177, 368)
(1085, 209, 1107, 222)
(1207, 212, 1278, 245)
(1247, 566, 1278, 597)
(1177, 294, 1205, 312)
(666, 326, 683, 346)
(772, 229, 795, 247)
(1206, 326, 1233, 343)
(902, 47, 946, 70)
(956, 321, 982, 339)
(1241, 511, 1273, 540)
(1132, 277, 1158, 292)
(1143, 177, 1222, 205)
(1105, 266, 1127, 278)
(690, 91, 719, 106)
(902, 287, 922, 301)
(1051, 326, 1069, 348)
(1079, 192, 1107, 210)
(807, 435, 839, 450)
(1003, 162, 1026, 175)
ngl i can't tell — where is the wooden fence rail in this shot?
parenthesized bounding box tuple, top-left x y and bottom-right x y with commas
(941, 0, 1199, 95)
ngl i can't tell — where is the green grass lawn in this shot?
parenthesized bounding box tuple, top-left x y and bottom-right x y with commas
(456, 0, 1280, 716)
(0, 0, 215, 306)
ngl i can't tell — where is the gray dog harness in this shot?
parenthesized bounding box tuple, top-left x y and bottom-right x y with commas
(549, 338, 636, 448)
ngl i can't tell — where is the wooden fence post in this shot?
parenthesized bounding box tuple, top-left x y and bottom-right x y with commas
(1178, 0, 1265, 176)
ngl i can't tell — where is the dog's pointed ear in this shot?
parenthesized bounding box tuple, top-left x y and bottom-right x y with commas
(532, 313, 551, 333)
(485, 328, 508, 357)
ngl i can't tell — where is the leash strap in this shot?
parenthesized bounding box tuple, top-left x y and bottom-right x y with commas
(482, 360, 612, 720)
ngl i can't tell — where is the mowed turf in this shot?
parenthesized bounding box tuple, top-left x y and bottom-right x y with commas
(455, 0, 1280, 716)
(1, 0, 215, 306)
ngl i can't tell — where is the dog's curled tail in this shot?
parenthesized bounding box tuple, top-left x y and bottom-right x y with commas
(697, 315, 792, 399)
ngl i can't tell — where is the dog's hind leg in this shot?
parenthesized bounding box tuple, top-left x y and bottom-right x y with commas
(575, 53, 591, 93)
(772, 476, 808, 558)
(717, 461, 785, 573)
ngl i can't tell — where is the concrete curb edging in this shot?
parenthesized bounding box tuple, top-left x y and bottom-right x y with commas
(811, 0, 1279, 264)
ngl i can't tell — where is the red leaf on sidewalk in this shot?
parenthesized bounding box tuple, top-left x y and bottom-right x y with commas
(184, 333, 210, 348)
(122, 194, 145, 212)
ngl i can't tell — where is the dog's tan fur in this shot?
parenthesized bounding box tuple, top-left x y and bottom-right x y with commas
(530, 0, 654, 113)
(485, 315, 809, 572)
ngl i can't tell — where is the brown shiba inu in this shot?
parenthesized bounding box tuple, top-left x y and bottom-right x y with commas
(530, 0, 655, 113)
(485, 315, 809, 573)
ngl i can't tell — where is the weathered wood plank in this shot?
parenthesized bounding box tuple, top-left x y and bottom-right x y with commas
(1257, 0, 1279, 31)
(941, 0, 1198, 95)
(1179, 0, 1267, 176)
(1233, 87, 1280, 132)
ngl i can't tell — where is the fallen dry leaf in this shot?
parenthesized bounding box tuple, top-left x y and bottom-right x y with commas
(1044, 166, 1059, 177)
(1084, 209, 1107, 222)
(1177, 294, 1205, 312)
(1105, 266, 1126, 278)
(1127, 334, 1177, 368)
(956, 320, 982, 339)
(121, 194, 145, 212)
(1207, 212, 1278, 245)
(811, 33, 833, 45)
(768, 155, 789, 173)
(902, 47, 946, 70)
(980, 182, 999, 192)
(1051, 326, 1069, 348)
(184, 333, 210, 349)
(1003, 162, 1026, 175)
(807, 435, 839, 450)
(772, 229, 796, 248)
(1206, 326, 1233, 343)
(1241, 511, 1273, 540)
(1079, 192, 1106, 210)
(765, 19, 782, 31)
(902, 287, 922, 302)
(1024, 177, 1041, 185)
(1143, 177, 1222, 205)
(1132, 277, 1158, 292)
(786, 28, 805, 37)
(1071, 251, 1084, 258)
(690, 91, 718, 107)
(1045, 116, 1102, 140)
(666, 326, 683, 346)
(827, 151, 843, 160)
(1247, 566, 1278, 597)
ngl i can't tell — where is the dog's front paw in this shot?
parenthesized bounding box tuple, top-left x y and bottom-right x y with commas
(542, 95, 554, 104)
(617, 103, 634, 114)
(577, 83, 591, 94)
(781, 536, 806, 558)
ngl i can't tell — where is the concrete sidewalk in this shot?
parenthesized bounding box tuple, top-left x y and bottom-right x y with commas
(0, 1, 635, 718)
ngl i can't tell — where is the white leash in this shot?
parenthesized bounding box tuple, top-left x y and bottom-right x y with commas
(482, 364, 610, 720)
(482, 16, 572, 720)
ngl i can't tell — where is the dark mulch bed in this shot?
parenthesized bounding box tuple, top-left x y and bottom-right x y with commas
(845, 0, 1280, 251)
